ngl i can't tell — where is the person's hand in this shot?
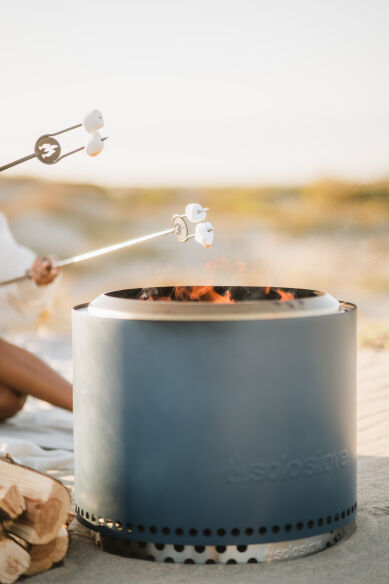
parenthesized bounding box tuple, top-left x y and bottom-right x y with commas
(30, 256, 59, 286)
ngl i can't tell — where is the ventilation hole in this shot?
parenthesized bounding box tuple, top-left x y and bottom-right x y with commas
(164, 557, 174, 563)
(216, 545, 226, 553)
(162, 527, 170, 535)
(155, 543, 165, 551)
(98, 517, 105, 526)
(81, 509, 84, 517)
(106, 520, 114, 529)
(308, 520, 314, 528)
(175, 528, 184, 536)
(138, 541, 147, 549)
(205, 559, 216, 564)
(237, 545, 247, 552)
(184, 559, 195, 564)
(149, 526, 157, 534)
(272, 525, 280, 534)
(174, 544, 184, 552)
(347, 508, 350, 516)
(296, 522, 303, 531)
(245, 528, 254, 536)
(317, 518, 324, 526)
(147, 555, 155, 562)
(203, 529, 212, 537)
(341, 511, 345, 519)
(115, 521, 122, 530)
(85, 512, 89, 519)
(326, 542, 331, 549)
(126, 523, 133, 532)
(231, 528, 240, 537)
(138, 524, 145, 533)
(195, 545, 205, 553)
(334, 514, 339, 522)
(217, 528, 226, 537)
(189, 528, 198, 537)
(227, 559, 237, 564)
(92, 514, 96, 522)
(259, 526, 267, 535)
(284, 524, 292, 532)
(248, 558, 258, 563)
(326, 516, 332, 524)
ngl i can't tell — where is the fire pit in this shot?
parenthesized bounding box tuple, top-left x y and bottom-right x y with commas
(73, 286, 356, 564)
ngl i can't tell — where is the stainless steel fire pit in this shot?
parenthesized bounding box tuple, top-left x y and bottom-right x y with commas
(73, 286, 357, 564)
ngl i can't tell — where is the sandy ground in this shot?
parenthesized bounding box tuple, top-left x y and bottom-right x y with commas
(25, 348, 388, 584)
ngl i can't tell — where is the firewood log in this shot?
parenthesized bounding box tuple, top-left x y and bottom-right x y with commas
(0, 535, 30, 584)
(25, 526, 69, 576)
(0, 485, 25, 522)
(0, 457, 70, 545)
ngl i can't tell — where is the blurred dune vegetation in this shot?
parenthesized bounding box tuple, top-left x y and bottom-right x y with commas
(0, 175, 388, 347)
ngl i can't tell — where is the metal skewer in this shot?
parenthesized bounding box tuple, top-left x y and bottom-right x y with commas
(0, 205, 214, 287)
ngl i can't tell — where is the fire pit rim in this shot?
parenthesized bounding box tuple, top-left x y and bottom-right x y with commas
(85, 285, 352, 321)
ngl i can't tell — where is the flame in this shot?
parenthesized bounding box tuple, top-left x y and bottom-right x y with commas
(173, 286, 235, 303)
(275, 288, 295, 301)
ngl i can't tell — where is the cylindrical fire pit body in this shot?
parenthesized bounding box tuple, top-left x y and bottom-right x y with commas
(73, 287, 357, 563)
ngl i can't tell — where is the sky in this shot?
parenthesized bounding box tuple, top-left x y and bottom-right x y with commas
(1, 0, 389, 186)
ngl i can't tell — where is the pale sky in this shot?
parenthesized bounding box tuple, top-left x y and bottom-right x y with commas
(1, 0, 389, 186)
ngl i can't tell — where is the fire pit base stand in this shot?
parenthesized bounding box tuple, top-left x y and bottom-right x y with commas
(78, 518, 355, 563)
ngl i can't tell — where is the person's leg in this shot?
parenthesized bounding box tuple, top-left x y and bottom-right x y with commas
(0, 338, 72, 412)
(0, 384, 27, 420)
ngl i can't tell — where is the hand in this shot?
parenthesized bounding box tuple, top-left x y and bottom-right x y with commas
(30, 256, 59, 286)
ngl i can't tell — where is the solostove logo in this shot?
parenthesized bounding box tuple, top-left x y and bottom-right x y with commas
(224, 449, 349, 484)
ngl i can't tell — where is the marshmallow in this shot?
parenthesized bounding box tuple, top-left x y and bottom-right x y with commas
(195, 222, 214, 248)
(83, 109, 104, 133)
(85, 132, 104, 157)
(185, 203, 207, 223)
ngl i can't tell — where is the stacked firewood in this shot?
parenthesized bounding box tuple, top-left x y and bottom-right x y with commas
(0, 456, 71, 583)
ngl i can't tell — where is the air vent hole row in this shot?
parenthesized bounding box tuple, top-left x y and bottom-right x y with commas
(75, 503, 357, 536)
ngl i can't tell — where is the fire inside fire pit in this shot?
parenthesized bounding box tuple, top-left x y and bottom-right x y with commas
(73, 286, 356, 564)
(137, 286, 300, 303)
(111, 285, 308, 303)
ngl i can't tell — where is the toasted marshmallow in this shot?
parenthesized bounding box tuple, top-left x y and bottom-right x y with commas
(83, 109, 104, 134)
(185, 203, 207, 223)
(85, 132, 104, 157)
(195, 222, 214, 247)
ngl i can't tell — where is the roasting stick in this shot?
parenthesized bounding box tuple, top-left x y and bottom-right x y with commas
(0, 204, 215, 287)
(0, 109, 107, 172)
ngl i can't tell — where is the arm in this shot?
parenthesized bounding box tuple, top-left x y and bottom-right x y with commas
(0, 214, 59, 319)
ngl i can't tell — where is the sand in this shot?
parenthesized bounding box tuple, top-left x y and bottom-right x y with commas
(24, 349, 389, 583)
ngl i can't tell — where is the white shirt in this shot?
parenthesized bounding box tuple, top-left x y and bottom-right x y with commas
(0, 212, 57, 332)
